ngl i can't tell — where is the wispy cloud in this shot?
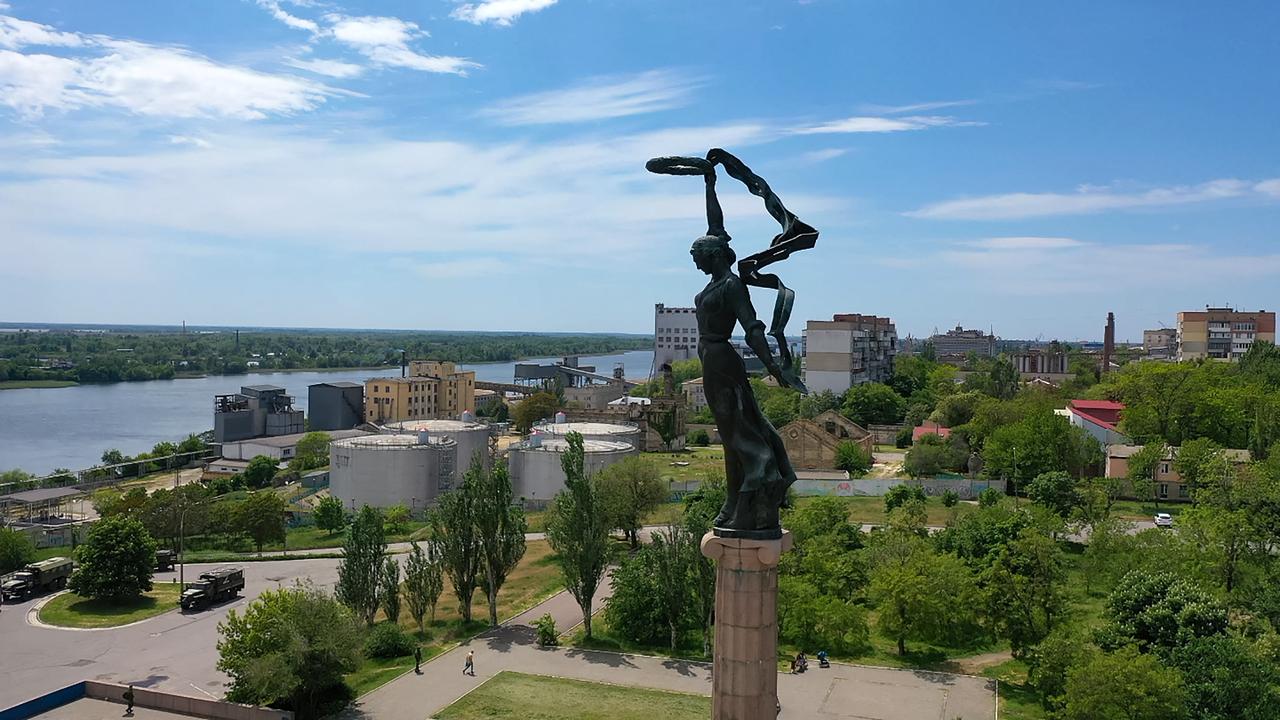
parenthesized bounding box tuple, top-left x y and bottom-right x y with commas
(285, 56, 364, 78)
(908, 178, 1278, 220)
(1, 14, 84, 49)
(965, 236, 1084, 250)
(452, 0, 558, 26)
(482, 69, 702, 125)
(800, 148, 848, 163)
(791, 114, 982, 135)
(325, 14, 479, 75)
(254, 0, 320, 35)
(859, 99, 976, 115)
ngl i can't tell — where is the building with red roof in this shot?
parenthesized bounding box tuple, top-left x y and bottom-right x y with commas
(1064, 399, 1129, 445)
(912, 421, 951, 443)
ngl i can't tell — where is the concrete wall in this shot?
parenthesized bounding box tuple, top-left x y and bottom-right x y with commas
(84, 681, 293, 720)
(866, 424, 905, 445)
(792, 477, 1006, 500)
(308, 385, 364, 431)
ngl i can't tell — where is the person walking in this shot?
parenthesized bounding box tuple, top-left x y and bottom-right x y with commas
(123, 686, 135, 716)
(463, 649, 475, 676)
(414, 646, 422, 675)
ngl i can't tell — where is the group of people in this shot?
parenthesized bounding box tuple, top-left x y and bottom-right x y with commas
(789, 650, 830, 674)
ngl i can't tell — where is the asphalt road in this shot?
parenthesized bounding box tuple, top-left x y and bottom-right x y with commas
(0, 556, 343, 709)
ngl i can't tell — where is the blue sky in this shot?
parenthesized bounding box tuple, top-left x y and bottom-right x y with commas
(1, 0, 1278, 342)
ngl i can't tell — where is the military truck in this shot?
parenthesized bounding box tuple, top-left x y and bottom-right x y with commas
(155, 549, 177, 572)
(1, 557, 74, 602)
(180, 567, 244, 611)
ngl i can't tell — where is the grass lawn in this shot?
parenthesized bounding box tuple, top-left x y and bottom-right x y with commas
(0, 379, 79, 389)
(345, 644, 446, 697)
(1111, 499, 1187, 521)
(527, 501, 685, 533)
(792, 495, 977, 527)
(39, 582, 181, 628)
(983, 659, 1047, 720)
(570, 612, 709, 660)
(436, 671, 709, 720)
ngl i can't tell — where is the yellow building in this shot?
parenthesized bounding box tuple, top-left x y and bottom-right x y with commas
(365, 361, 476, 424)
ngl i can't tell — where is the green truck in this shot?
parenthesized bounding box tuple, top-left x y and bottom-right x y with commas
(180, 566, 244, 611)
(1, 557, 74, 601)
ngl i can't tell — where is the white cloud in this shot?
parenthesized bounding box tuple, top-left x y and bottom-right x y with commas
(791, 114, 981, 135)
(1256, 179, 1280, 199)
(966, 237, 1084, 250)
(483, 69, 701, 125)
(859, 99, 976, 114)
(255, 0, 320, 34)
(800, 148, 847, 163)
(0, 14, 337, 119)
(908, 178, 1275, 220)
(0, 14, 84, 49)
(452, 0, 558, 26)
(169, 135, 211, 148)
(326, 14, 479, 74)
(285, 56, 364, 78)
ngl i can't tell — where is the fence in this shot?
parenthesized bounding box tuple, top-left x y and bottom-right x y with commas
(792, 477, 1007, 500)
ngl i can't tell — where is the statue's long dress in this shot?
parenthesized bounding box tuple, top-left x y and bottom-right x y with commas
(696, 273, 796, 516)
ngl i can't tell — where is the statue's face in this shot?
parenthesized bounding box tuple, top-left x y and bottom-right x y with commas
(691, 240, 719, 275)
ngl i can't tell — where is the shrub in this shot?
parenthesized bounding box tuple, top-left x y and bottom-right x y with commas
(884, 484, 926, 512)
(834, 441, 873, 476)
(534, 613, 559, 646)
(941, 489, 959, 507)
(364, 621, 415, 659)
(687, 429, 710, 446)
(978, 487, 1003, 508)
(895, 426, 913, 449)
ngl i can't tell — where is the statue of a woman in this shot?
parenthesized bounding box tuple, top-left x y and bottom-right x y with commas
(650, 150, 816, 538)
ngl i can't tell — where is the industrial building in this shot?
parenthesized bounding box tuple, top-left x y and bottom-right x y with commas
(1176, 307, 1276, 361)
(1011, 350, 1070, 382)
(213, 385, 304, 444)
(220, 429, 371, 462)
(329, 434, 458, 512)
(308, 381, 364, 431)
(530, 419, 642, 448)
(926, 326, 997, 358)
(802, 313, 898, 394)
(507, 436, 635, 506)
(514, 356, 634, 410)
(380, 418, 492, 473)
(655, 303, 700, 368)
(364, 360, 477, 424)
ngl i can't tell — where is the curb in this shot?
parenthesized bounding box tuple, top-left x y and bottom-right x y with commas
(26, 589, 181, 632)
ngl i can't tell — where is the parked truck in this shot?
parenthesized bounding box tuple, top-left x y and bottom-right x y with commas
(155, 549, 177, 572)
(179, 567, 244, 611)
(1, 557, 74, 601)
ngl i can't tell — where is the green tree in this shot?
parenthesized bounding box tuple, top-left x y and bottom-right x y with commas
(983, 529, 1067, 656)
(797, 389, 842, 419)
(596, 456, 667, 548)
(834, 441, 873, 475)
(243, 455, 279, 489)
(884, 484, 926, 513)
(1126, 442, 1168, 505)
(429, 484, 481, 623)
(470, 460, 527, 628)
(841, 383, 907, 426)
(513, 392, 560, 434)
(546, 432, 612, 639)
(1064, 646, 1187, 720)
(69, 516, 157, 602)
(903, 434, 967, 477)
(779, 577, 870, 656)
(651, 526, 699, 650)
(682, 473, 724, 656)
(1026, 626, 1093, 713)
(983, 411, 1102, 488)
(336, 505, 386, 626)
(941, 489, 959, 507)
(868, 537, 983, 655)
(379, 556, 401, 624)
(236, 491, 286, 555)
(217, 582, 362, 720)
(929, 391, 987, 428)
(402, 540, 444, 632)
(1104, 569, 1227, 652)
(1027, 470, 1079, 517)
(1170, 635, 1280, 720)
(383, 503, 411, 533)
(290, 431, 331, 472)
(313, 496, 346, 536)
(0, 527, 36, 574)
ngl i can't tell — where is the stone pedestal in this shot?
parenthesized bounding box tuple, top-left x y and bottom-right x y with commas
(700, 531, 793, 720)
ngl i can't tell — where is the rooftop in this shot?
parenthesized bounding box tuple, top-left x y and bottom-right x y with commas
(532, 421, 639, 436)
(310, 380, 362, 388)
(0, 487, 81, 504)
(516, 437, 634, 453)
(333, 434, 456, 449)
(382, 419, 487, 432)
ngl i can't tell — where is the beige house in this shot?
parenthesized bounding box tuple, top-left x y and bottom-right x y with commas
(1105, 444, 1251, 501)
(683, 377, 707, 411)
(780, 410, 874, 471)
(365, 361, 476, 424)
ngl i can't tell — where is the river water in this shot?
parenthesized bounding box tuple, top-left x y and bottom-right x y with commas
(0, 350, 654, 475)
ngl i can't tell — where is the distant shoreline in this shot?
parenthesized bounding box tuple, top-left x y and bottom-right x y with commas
(0, 380, 80, 390)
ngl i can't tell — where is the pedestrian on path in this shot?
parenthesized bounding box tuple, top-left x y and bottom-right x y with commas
(463, 649, 475, 676)
(414, 646, 422, 675)
(123, 686, 135, 716)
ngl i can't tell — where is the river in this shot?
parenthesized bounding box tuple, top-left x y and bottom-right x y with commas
(0, 350, 654, 475)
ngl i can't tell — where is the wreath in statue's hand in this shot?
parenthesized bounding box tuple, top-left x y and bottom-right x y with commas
(645, 156, 714, 176)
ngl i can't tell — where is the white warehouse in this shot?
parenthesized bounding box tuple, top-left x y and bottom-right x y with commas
(329, 434, 457, 512)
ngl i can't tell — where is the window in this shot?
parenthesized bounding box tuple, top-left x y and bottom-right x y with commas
(1158, 483, 1169, 498)
(1159, 462, 1170, 474)
(1178, 485, 1189, 499)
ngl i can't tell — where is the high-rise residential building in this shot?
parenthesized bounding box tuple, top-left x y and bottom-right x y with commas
(1143, 327, 1177, 360)
(365, 361, 476, 424)
(1176, 307, 1276, 361)
(655, 303, 700, 368)
(802, 313, 897, 394)
(927, 325, 997, 357)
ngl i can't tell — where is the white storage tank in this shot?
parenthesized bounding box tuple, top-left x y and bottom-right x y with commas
(530, 420, 642, 449)
(330, 434, 457, 512)
(507, 437, 635, 506)
(381, 419, 491, 479)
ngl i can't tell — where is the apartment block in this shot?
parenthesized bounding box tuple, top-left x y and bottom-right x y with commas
(1177, 307, 1276, 361)
(802, 313, 897, 394)
(365, 361, 476, 423)
(927, 325, 996, 357)
(1143, 328, 1177, 360)
(655, 304, 700, 368)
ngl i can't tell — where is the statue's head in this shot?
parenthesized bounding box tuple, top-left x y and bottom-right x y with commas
(691, 234, 735, 275)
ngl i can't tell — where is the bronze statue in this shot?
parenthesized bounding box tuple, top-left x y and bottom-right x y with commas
(647, 149, 818, 538)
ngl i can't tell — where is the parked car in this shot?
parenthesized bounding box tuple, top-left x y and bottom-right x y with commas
(1154, 512, 1174, 528)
